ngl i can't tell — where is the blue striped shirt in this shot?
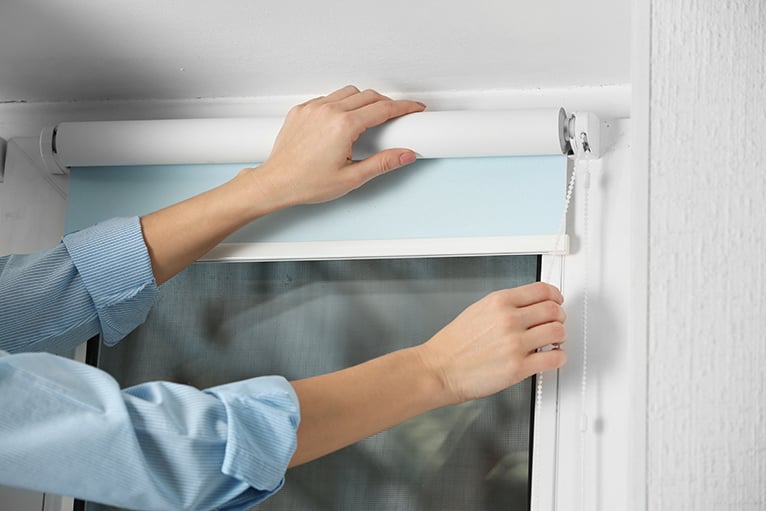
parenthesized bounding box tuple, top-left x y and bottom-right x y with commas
(0, 217, 299, 510)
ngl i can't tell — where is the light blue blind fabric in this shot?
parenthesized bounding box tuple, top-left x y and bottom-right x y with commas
(65, 156, 566, 241)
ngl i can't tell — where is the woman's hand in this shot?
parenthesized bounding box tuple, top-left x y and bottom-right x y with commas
(250, 85, 426, 207)
(414, 282, 568, 406)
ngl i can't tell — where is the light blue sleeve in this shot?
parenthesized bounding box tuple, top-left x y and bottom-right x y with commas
(0, 217, 159, 354)
(0, 350, 300, 511)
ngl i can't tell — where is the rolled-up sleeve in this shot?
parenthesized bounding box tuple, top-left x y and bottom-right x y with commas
(0, 350, 300, 511)
(0, 217, 158, 354)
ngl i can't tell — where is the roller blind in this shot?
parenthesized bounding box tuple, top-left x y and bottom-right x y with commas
(58, 110, 571, 249)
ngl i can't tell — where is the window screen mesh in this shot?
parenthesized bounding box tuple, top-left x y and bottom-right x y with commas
(87, 255, 539, 511)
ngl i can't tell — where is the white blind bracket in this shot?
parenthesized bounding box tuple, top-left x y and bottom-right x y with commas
(565, 111, 601, 159)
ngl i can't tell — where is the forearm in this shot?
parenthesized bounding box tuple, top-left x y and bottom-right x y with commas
(0, 351, 299, 510)
(0, 218, 158, 352)
(288, 346, 446, 467)
(140, 166, 286, 285)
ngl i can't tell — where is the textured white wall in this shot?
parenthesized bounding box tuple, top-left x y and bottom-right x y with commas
(648, 1, 766, 509)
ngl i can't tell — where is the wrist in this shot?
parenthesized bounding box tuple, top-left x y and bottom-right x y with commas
(407, 344, 458, 410)
(234, 164, 297, 220)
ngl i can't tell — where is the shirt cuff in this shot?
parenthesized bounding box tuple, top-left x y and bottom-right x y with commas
(206, 375, 300, 506)
(62, 217, 159, 346)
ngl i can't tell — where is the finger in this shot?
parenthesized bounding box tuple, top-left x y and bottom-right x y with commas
(352, 99, 427, 130)
(300, 85, 361, 107)
(336, 88, 391, 111)
(518, 299, 566, 329)
(524, 348, 568, 375)
(316, 85, 361, 104)
(504, 282, 564, 308)
(348, 148, 418, 184)
(522, 321, 567, 352)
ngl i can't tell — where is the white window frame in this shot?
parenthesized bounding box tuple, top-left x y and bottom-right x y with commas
(550, 118, 643, 511)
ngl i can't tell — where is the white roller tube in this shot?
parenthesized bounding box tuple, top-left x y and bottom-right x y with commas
(41, 108, 570, 174)
(354, 109, 568, 159)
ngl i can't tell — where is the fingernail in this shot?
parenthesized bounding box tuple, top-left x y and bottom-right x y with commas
(399, 152, 417, 165)
(416, 101, 427, 109)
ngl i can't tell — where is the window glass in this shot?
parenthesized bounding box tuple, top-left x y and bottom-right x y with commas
(88, 255, 539, 511)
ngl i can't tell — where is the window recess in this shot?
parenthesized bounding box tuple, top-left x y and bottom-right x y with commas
(55, 108, 597, 511)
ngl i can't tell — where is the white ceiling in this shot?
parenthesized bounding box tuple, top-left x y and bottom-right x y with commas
(0, 0, 630, 103)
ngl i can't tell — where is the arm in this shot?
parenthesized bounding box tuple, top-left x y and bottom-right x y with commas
(0, 349, 299, 510)
(0, 218, 157, 353)
(0, 86, 423, 352)
(141, 86, 425, 284)
(288, 282, 567, 467)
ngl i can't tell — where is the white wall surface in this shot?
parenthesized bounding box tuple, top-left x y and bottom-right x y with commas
(648, 1, 766, 509)
(0, 140, 67, 254)
(0, 0, 629, 103)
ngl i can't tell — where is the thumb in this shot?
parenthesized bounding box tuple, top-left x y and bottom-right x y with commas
(351, 149, 418, 184)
